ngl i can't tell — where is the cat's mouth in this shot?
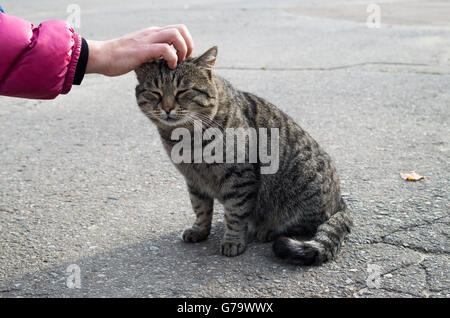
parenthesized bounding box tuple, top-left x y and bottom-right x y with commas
(164, 115, 176, 121)
(157, 113, 189, 127)
(160, 110, 180, 122)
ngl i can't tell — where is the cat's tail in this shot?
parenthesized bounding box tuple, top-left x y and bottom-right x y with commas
(272, 200, 352, 266)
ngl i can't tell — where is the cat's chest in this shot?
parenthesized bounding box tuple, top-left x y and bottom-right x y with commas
(175, 163, 224, 194)
(160, 134, 230, 197)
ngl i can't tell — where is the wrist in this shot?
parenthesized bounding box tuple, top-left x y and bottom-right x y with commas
(85, 40, 109, 75)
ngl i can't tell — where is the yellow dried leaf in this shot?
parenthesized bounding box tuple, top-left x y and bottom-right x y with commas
(400, 171, 425, 181)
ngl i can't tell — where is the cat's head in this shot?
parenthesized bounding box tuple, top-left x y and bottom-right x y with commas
(135, 46, 218, 129)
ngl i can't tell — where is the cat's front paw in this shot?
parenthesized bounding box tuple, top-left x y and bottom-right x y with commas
(221, 241, 246, 257)
(182, 228, 210, 243)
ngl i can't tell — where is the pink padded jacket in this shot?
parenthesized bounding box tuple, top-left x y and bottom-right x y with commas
(0, 12, 82, 99)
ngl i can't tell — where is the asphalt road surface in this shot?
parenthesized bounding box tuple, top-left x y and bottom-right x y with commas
(0, 0, 449, 297)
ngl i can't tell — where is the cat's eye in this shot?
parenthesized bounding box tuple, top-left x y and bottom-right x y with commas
(175, 89, 190, 99)
(150, 90, 162, 99)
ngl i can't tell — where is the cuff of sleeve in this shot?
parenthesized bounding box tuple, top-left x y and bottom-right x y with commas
(61, 33, 82, 95)
(73, 37, 89, 85)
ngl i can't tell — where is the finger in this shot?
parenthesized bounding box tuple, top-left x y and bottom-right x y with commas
(162, 24, 194, 58)
(152, 28, 187, 63)
(146, 43, 178, 69)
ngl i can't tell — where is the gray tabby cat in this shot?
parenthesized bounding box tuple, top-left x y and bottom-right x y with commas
(135, 46, 352, 265)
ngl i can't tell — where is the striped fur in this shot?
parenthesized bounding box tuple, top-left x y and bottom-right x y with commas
(135, 47, 352, 264)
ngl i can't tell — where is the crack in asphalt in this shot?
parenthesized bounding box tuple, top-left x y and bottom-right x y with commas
(0, 287, 20, 293)
(371, 239, 450, 256)
(217, 61, 434, 72)
(379, 214, 449, 240)
(355, 235, 449, 297)
(418, 260, 432, 295)
(353, 246, 430, 297)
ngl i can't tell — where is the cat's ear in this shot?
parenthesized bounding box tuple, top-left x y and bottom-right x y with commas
(192, 46, 218, 70)
(135, 63, 148, 83)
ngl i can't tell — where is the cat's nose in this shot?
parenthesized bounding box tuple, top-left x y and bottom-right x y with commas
(162, 106, 174, 114)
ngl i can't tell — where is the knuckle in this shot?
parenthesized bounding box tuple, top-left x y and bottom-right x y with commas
(177, 24, 187, 31)
(161, 44, 171, 53)
(146, 26, 159, 33)
(170, 29, 182, 39)
(156, 44, 170, 55)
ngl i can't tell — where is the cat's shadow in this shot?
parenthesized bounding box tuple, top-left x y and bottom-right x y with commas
(1, 221, 307, 297)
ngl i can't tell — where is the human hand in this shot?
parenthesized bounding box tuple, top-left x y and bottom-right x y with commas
(85, 25, 194, 76)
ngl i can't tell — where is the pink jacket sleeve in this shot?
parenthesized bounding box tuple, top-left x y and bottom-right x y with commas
(0, 12, 82, 99)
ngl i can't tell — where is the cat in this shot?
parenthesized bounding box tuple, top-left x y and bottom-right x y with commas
(135, 46, 352, 265)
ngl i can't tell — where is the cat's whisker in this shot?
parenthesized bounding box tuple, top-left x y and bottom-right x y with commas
(191, 116, 218, 139)
(194, 112, 223, 128)
(191, 112, 224, 132)
(185, 114, 215, 140)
